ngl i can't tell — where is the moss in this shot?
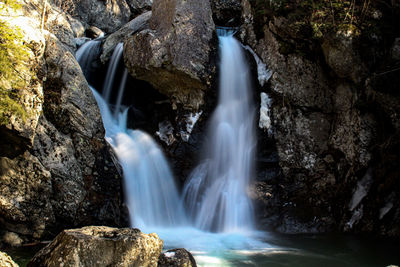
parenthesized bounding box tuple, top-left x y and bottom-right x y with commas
(0, 0, 33, 125)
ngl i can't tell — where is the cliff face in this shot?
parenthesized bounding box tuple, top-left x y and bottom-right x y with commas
(0, 0, 127, 246)
(1, 0, 399, 245)
(239, 0, 400, 236)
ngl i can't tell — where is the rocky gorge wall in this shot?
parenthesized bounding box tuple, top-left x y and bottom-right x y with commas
(0, 0, 399, 249)
(237, 0, 400, 236)
(0, 0, 129, 246)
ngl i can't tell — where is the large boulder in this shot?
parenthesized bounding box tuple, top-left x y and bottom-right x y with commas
(0, 251, 18, 267)
(28, 226, 163, 267)
(70, 0, 131, 33)
(100, 11, 152, 63)
(124, 0, 216, 110)
(126, 0, 153, 16)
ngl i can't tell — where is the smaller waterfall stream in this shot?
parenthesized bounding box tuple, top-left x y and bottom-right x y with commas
(76, 41, 186, 230)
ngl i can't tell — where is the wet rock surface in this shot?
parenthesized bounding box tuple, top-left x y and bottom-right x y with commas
(28, 226, 163, 267)
(124, 0, 217, 111)
(101, 11, 152, 63)
(158, 248, 197, 267)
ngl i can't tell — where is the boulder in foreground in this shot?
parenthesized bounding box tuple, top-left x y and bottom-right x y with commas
(28, 226, 163, 267)
(0, 251, 18, 267)
(158, 248, 197, 267)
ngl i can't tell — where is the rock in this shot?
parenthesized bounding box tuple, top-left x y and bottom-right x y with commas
(74, 37, 91, 48)
(0, 251, 18, 267)
(100, 11, 152, 63)
(0, 2, 46, 158)
(391, 37, 400, 61)
(158, 248, 197, 267)
(126, 0, 153, 16)
(28, 226, 163, 267)
(71, 0, 131, 33)
(2, 232, 23, 247)
(85, 26, 104, 39)
(211, 0, 242, 27)
(322, 34, 367, 84)
(124, 0, 216, 110)
(239, 0, 400, 237)
(0, 26, 126, 243)
(66, 15, 85, 38)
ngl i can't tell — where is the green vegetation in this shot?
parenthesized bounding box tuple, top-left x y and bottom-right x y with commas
(0, 0, 32, 124)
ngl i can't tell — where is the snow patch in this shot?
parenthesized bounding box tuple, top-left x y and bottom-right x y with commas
(243, 45, 272, 86)
(379, 202, 393, 220)
(164, 252, 176, 258)
(346, 205, 363, 230)
(259, 92, 272, 135)
(348, 169, 373, 211)
(156, 121, 175, 146)
(180, 111, 203, 142)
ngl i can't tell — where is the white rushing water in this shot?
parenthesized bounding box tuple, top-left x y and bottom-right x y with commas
(90, 89, 187, 229)
(75, 39, 101, 78)
(76, 42, 187, 230)
(76, 33, 275, 266)
(102, 42, 124, 103)
(183, 30, 256, 233)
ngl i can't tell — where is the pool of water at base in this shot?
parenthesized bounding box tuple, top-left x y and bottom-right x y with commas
(4, 231, 400, 267)
(190, 233, 400, 267)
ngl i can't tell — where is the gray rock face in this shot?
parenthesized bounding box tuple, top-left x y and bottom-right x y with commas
(0, 251, 18, 267)
(71, 0, 131, 33)
(124, 0, 216, 110)
(127, 0, 153, 16)
(0, 1, 126, 244)
(240, 0, 400, 236)
(0, 2, 46, 158)
(211, 0, 242, 26)
(158, 248, 197, 267)
(322, 34, 367, 84)
(101, 11, 152, 64)
(28, 226, 163, 267)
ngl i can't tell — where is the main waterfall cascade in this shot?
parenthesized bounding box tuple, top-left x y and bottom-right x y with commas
(76, 31, 272, 265)
(183, 29, 256, 232)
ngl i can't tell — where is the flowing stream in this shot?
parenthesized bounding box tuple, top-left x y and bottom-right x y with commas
(73, 34, 400, 267)
(75, 34, 273, 266)
(77, 41, 187, 230)
(183, 29, 256, 233)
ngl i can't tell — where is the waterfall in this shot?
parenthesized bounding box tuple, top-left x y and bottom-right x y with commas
(76, 35, 271, 264)
(183, 29, 256, 233)
(102, 42, 124, 103)
(75, 40, 101, 80)
(76, 41, 187, 230)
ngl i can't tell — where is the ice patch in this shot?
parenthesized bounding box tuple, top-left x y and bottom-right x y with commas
(349, 169, 373, 211)
(180, 111, 202, 142)
(259, 92, 272, 135)
(243, 45, 272, 86)
(164, 252, 175, 258)
(156, 121, 176, 146)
